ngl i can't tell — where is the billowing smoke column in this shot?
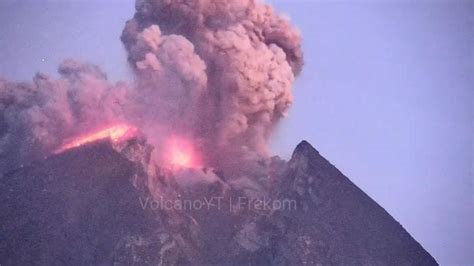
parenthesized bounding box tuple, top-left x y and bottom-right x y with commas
(0, 60, 131, 171)
(0, 0, 303, 173)
(121, 0, 303, 169)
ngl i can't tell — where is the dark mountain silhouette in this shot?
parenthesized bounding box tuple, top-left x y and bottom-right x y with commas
(0, 138, 437, 265)
(268, 141, 438, 265)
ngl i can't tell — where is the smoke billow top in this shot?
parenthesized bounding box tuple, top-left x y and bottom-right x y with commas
(0, 0, 303, 173)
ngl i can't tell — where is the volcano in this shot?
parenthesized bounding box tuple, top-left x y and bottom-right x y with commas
(0, 137, 437, 265)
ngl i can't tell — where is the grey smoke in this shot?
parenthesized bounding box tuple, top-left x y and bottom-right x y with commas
(0, 0, 303, 173)
(0, 60, 131, 171)
(122, 0, 303, 169)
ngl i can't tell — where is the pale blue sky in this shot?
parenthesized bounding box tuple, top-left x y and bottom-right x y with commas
(0, 1, 472, 264)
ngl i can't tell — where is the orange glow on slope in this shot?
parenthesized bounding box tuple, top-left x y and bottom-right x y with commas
(54, 124, 137, 154)
(166, 136, 201, 168)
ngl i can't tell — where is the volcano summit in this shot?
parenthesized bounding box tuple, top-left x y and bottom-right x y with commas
(0, 137, 437, 265)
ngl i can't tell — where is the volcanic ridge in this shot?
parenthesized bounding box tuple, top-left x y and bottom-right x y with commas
(0, 136, 438, 265)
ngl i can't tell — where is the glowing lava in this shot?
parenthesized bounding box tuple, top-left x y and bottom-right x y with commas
(166, 136, 201, 168)
(54, 123, 137, 154)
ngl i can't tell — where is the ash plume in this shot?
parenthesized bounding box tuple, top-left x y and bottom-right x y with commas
(0, 0, 303, 173)
(0, 60, 131, 172)
(122, 0, 303, 168)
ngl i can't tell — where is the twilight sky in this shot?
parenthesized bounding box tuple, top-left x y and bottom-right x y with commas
(0, 0, 472, 264)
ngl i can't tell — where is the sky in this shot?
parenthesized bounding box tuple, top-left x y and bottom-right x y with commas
(0, 0, 472, 264)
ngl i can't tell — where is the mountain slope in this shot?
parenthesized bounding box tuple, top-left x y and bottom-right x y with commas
(0, 139, 438, 265)
(268, 141, 438, 265)
(0, 140, 199, 265)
